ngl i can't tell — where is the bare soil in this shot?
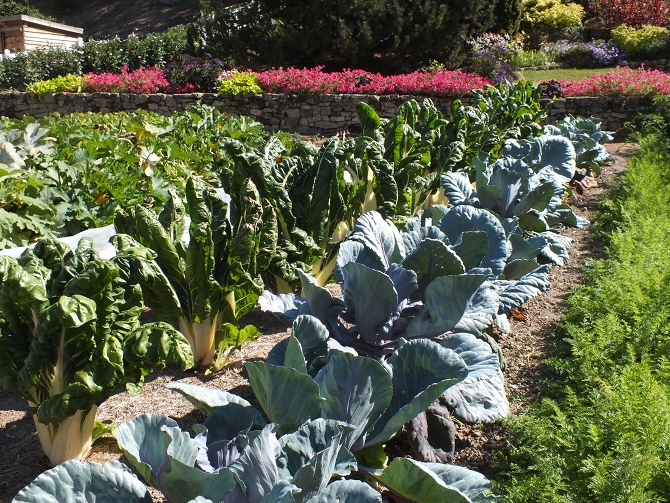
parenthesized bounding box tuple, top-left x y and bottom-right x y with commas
(0, 143, 635, 502)
(28, 0, 200, 40)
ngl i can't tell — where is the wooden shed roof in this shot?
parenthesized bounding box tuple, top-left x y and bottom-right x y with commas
(0, 15, 83, 36)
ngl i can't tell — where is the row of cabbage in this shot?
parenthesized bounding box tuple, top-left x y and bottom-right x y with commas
(1, 82, 613, 502)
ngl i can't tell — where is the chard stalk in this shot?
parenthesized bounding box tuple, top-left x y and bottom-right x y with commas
(30, 405, 98, 467)
(273, 274, 293, 295)
(314, 255, 337, 286)
(363, 167, 377, 213)
(178, 314, 218, 368)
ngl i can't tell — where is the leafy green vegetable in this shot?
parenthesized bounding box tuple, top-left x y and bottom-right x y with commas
(12, 460, 152, 503)
(0, 238, 193, 466)
(113, 176, 272, 368)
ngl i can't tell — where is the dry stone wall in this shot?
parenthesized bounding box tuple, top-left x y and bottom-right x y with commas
(0, 91, 655, 135)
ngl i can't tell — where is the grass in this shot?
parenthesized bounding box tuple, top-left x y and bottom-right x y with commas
(493, 131, 670, 503)
(518, 68, 614, 82)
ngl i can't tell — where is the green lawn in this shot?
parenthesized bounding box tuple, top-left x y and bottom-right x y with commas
(494, 131, 670, 502)
(518, 68, 614, 82)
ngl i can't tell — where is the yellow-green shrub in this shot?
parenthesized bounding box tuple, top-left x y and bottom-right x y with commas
(610, 25, 670, 58)
(523, 0, 585, 28)
(217, 71, 262, 95)
(27, 74, 83, 95)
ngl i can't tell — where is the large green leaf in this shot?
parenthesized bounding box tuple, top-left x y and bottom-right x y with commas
(439, 333, 508, 424)
(364, 340, 467, 447)
(166, 382, 260, 418)
(116, 414, 236, 503)
(245, 362, 324, 434)
(12, 460, 151, 503)
(279, 419, 356, 502)
(318, 351, 393, 449)
(402, 239, 465, 298)
(303, 480, 381, 503)
(370, 458, 494, 503)
(438, 206, 509, 278)
(405, 275, 498, 339)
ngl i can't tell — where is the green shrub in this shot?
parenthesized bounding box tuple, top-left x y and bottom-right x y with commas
(0, 46, 82, 91)
(523, 0, 585, 28)
(610, 24, 670, 59)
(189, 0, 505, 71)
(83, 26, 188, 73)
(217, 71, 262, 94)
(27, 74, 83, 95)
(0, 0, 49, 18)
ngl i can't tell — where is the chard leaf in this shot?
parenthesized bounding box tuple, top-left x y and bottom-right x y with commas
(364, 340, 467, 447)
(318, 351, 393, 449)
(439, 333, 509, 424)
(245, 362, 324, 434)
(303, 480, 382, 503)
(12, 460, 151, 503)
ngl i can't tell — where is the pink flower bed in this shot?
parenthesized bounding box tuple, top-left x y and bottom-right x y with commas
(561, 67, 670, 97)
(83, 64, 169, 94)
(255, 66, 493, 96)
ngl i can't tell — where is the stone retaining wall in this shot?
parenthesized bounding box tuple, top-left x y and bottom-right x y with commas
(0, 91, 656, 135)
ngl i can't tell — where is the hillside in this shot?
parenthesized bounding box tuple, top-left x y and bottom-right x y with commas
(27, 0, 200, 39)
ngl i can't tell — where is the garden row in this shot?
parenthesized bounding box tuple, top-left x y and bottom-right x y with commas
(1, 82, 614, 501)
(496, 99, 670, 501)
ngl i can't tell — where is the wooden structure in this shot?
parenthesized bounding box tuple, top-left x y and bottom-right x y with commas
(0, 15, 83, 53)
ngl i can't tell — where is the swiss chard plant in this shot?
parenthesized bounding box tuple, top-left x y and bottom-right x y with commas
(0, 238, 193, 466)
(112, 176, 272, 369)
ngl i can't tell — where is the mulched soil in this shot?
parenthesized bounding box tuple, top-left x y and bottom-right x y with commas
(0, 143, 635, 502)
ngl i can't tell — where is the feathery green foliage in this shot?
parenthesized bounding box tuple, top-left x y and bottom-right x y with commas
(496, 133, 670, 502)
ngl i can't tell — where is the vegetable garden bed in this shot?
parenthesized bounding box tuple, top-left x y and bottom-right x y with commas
(0, 143, 631, 502)
(0, 81, 631, 502)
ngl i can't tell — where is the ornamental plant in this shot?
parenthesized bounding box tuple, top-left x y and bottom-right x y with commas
(587, 0, 670, 27)
(217, 70, 263, 94)
(0, 238, 193, 466)
(163, 54, 227, 93)
(547, 39, 626, 66)
(523, 0, 585, 28)
(561, 66, 670, 96)
(82, 64, 169, 94)
(610, 25, 670, 59)
(467, 32, 523, 83)
(27, 75, 83, 96)
(255, 66, 492, 96)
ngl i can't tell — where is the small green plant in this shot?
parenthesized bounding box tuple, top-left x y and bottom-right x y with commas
(507, 48, 558, 67)
(27, 74, 83, 95)
(523, 0, 585, 28)
(217, 70, 263, 94)
(610, 24, 670, 59)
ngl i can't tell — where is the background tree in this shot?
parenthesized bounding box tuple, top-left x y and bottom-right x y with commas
(188, 0, 522, 71)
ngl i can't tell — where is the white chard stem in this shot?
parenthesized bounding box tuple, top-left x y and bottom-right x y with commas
(31, 405, 98, 466)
